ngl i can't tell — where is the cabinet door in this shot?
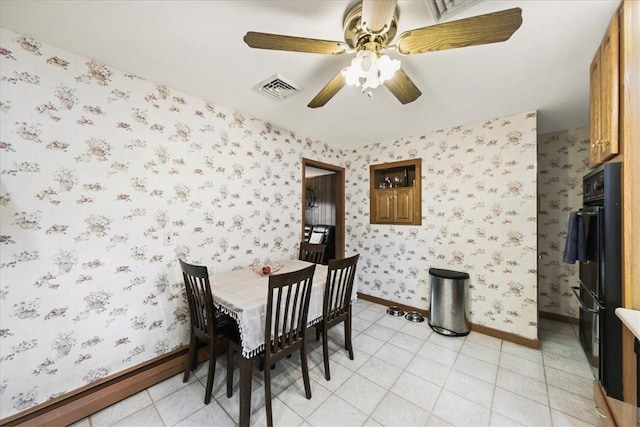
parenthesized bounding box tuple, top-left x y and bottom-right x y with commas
(373, 190, 394, 223)
(599, 14, 619, 162)
(589, 50, 602, 167)
(393, 188, 414, 223)
(369, 158, 421, 225)
(589, 14, 620, 168)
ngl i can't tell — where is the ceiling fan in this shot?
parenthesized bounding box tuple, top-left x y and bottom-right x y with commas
(244, 0, 522, 108)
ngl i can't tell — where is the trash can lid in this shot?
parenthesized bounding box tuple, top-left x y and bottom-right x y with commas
(429, 268, 469, 280)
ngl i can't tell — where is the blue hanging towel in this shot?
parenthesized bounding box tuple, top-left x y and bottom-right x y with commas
(562, 211, 587, 264)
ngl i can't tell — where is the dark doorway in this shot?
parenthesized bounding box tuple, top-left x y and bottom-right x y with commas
(302, 158, 345, 262)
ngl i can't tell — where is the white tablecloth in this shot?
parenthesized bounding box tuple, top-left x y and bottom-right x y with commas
(211, 259, 328, 358)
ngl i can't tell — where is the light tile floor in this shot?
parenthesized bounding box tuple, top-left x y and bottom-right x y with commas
(72, 300, 607, 427)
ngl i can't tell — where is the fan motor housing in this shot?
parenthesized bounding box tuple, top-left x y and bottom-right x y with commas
(343, 1, 398, 50)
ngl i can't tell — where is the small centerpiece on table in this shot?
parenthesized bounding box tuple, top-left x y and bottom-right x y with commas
(249, 261, 283, 277)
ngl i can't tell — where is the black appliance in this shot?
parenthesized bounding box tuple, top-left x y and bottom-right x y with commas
(572, 162, 623, 400)
(304, 225, 312, 243)
(306, 224, 335, 265)
(636, 338, 640, 406)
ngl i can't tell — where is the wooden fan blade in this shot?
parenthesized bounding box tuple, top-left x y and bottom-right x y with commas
(244, 32, 346, 55)
(396, 8, 523, 55)
(361, 0, 397, 33)
(308, 72, 346, 108)
(384, 68, 422, 105)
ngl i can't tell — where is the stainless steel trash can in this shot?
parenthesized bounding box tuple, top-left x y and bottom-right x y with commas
(428, 268, 470, 336)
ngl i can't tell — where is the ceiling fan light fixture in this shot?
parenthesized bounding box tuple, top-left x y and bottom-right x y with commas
(244, 2, 521, 107)
(341, 50, 400, 91)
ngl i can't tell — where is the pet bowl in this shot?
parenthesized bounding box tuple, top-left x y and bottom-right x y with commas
(386, 306, 405, 316)
(405, 311, 425, 323)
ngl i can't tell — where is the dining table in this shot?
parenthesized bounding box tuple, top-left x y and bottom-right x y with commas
(210, 258, 330, 427)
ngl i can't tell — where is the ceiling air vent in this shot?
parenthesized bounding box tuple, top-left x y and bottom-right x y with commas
(253, 73, 301, 101)
(425, 0, 482, 22)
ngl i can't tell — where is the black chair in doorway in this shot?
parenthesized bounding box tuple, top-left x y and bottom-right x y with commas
(308, 224, 335, 264)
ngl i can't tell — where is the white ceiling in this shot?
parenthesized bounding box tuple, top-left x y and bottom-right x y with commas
(0, 0, 620, 148)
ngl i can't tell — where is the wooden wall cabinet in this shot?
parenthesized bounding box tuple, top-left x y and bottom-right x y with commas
(589, 12, 619, 167)
(370, 158, 421, 225)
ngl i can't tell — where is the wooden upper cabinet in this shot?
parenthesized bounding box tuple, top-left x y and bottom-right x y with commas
(590, 13, 620, 167)
(590, 55, 602, 165)
(370, 159, 421, 225)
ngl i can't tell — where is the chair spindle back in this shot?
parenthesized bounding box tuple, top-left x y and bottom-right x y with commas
(265, 264, 316, 360)
(298, 241, 326, 264)
(180, 259, 216, 338)
(324, 254, 359, 323)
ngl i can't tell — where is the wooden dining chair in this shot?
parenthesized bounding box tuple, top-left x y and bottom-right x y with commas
(227, 264, 316, 427)
(179, 259, 239, 404)
(298, 241, 326, 264)
(314, 254, 359, 381)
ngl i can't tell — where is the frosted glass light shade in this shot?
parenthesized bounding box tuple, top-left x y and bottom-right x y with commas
(341, 50, 400, 91)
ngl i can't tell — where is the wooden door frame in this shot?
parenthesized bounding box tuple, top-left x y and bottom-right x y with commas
(302, 158, 345, 260)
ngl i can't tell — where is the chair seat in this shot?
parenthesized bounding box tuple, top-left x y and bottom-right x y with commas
(218, 320, 241, 345)
(216, 312, 232, 326)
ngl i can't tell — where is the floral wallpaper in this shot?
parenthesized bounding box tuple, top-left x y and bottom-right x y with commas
(1, 27, 540, 420)
(0, 29, 345, 419)
(348, 114, 539, 342)
(537, 128, 590, 319)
